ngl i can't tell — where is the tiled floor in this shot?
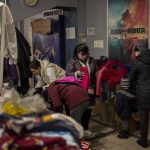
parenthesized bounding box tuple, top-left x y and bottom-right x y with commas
(89, 114, 149, 150)
(90, 132, 147, 150)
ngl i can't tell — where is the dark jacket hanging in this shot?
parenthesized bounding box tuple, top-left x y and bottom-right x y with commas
(15, 27, 31, 95)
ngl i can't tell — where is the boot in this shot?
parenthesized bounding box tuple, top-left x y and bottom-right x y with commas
(137, 139, 148, 148)
(117, 129, 129, 139)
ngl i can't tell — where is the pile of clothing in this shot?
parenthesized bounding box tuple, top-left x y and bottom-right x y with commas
(0, 89, 84, 150)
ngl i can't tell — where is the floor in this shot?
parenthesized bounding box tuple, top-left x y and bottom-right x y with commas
(88, 112, 149, 150)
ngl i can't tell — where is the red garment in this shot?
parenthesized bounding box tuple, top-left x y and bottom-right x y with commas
(0, 135, 67, 150)
(96, 60, 128, 96)
(48, 82, 90, 111)
(96, 65, 107, 96)
(80, 67, 90, 90)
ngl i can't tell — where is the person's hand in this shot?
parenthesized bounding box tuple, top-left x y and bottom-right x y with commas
(88, 88, 94, 95)
(76, 70, 86, 77)
(33, 87, 43, 95)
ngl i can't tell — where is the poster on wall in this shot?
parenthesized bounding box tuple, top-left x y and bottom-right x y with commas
(108, 0, 149, 65)
(31, 9, 64, 67)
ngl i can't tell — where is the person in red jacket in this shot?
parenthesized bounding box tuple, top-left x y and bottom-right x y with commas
(48, 81, 90, 126)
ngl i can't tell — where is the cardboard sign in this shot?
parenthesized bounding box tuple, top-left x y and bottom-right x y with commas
(31, 18, 51, 34)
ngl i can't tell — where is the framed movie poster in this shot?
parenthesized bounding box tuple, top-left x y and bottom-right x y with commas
(108, 0, 149, 64)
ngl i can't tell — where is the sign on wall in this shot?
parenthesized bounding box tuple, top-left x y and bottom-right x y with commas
(108, 0, 149, 64)
(31, 18, 51, 34)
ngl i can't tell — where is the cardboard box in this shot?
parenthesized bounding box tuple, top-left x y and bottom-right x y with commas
(31, 18, 51, 34)
(92, 98, 139, 131)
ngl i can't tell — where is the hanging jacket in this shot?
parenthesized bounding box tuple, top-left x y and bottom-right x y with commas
(0, 2, 17, 89)
(15, 27, 31, 95)
(96, 60, 128, 96)
(0, 2, 18, 64)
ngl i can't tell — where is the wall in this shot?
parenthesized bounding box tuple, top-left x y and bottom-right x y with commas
(7, 0, 150, 59)
(7, 0, 77, 22)
(86, 0, 107, 59)
(7, 0, 107, 59)
(77, 0, 87, 38)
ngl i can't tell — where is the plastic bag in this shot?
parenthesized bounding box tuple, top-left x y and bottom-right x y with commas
(0, 88, 47, 116)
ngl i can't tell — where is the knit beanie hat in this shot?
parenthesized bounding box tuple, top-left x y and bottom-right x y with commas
(120, 75, 130, 90)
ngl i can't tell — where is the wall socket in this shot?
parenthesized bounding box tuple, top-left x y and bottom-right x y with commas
(94, 40, 104, 48)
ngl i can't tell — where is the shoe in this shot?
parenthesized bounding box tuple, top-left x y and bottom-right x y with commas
(137, 140, 148, 148)
(117, 130, 129, 139)
(81, 139, 90, 150)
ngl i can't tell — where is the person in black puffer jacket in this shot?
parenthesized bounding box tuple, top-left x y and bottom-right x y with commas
(116, 74, 135, 139)
(130, 42, 150, 148)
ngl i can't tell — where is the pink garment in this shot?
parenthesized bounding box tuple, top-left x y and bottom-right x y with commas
(57, 76, 82, 86)
(80, 66, 90, 90)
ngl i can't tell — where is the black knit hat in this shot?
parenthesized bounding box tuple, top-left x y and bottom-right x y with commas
(73, 43, 89, 57)
(134, 41, 148, 52)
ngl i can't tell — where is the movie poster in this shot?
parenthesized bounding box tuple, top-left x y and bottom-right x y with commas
(108, 0, 149, 64)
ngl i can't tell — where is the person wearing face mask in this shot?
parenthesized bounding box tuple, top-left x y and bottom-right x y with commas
(66, 43, 98, 137)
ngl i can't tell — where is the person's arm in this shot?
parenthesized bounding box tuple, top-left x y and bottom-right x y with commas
(66, 58, 86, 79)
(35, 75, 44, 88)
(66, 58, 77, 77)
(35, 67, 57, 90)
(46, 67, 57, 83)
(38, 67, 57, 90)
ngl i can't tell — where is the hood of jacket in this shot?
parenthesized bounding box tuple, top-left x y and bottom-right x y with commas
(137, 49, 150, 65)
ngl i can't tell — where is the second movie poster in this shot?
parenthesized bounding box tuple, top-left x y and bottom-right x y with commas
(108, 0, 149, 65)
